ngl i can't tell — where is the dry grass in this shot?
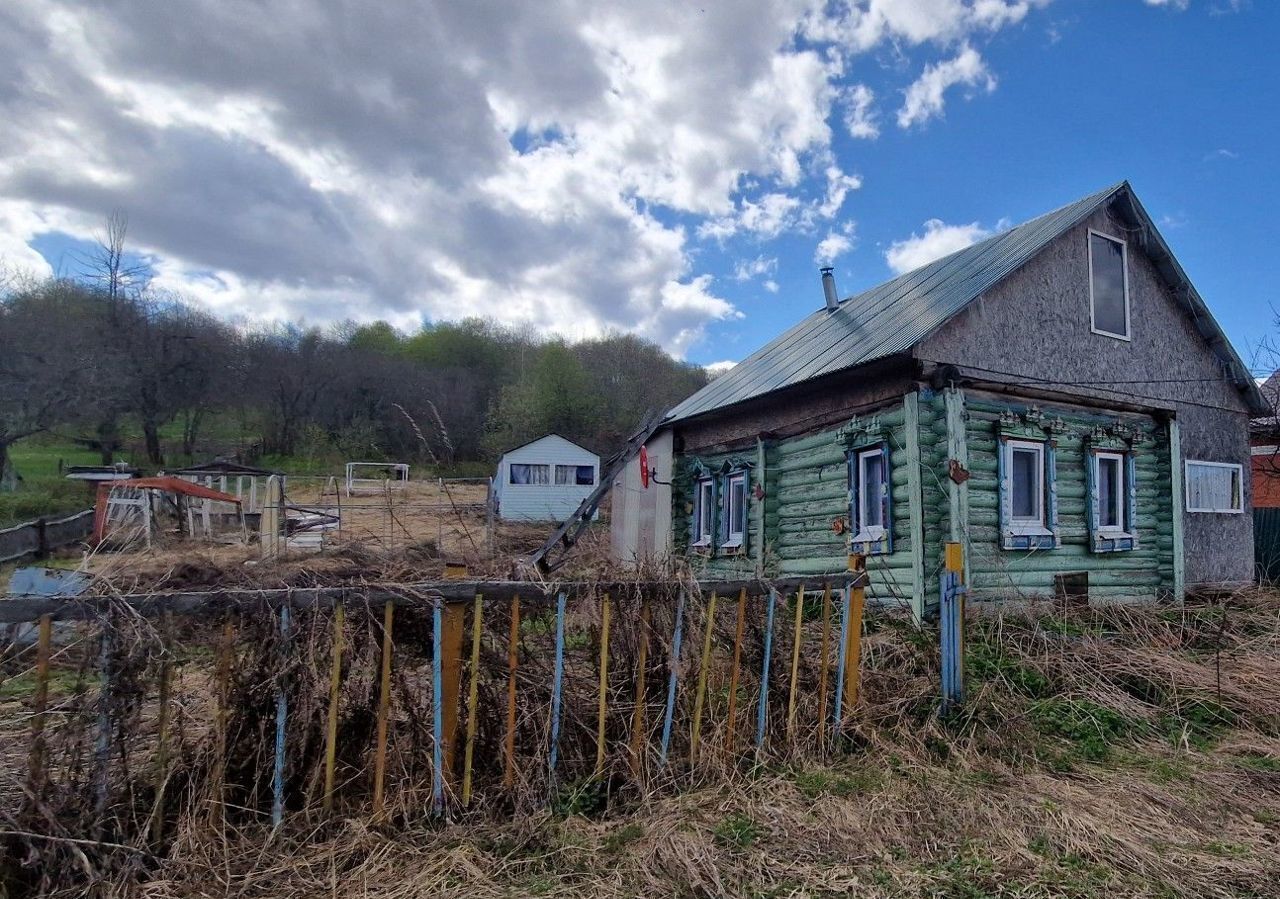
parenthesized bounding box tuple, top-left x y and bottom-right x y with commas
(3, 587, 1279, 898)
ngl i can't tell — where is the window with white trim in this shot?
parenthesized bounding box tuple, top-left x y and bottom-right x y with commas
(1007, 439, 1046, 528)
(1185, 461, 1243, 513)
(509, 463, 550, 485)
(848, 443, 892, 554)
(692, 477, 715, 546)
(722, 471, 747, 549)
(1089, 231, 1130, 339)
(554, 464, 594, 486)
(1094, 452, 1125, 532)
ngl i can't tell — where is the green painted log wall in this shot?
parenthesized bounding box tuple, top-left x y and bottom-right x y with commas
(959, 393, 1175, 603)
(672, 387, 1176, 608)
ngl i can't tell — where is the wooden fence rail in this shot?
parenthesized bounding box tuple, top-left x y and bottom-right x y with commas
(5, 570, 884, 836)
(0, 508, 94, 565)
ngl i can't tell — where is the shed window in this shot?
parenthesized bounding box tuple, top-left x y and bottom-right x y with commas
(509, 463, 549, 485)
(848, 443, 891, 555)
(555, 464, 594, 486)
(722, 472, 747, 549)
(1089, 231, 1129, 339)
(693, 478, 715, 547)
(1185, 461, 1243, 513)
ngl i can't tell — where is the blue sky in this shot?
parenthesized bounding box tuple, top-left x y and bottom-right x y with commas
(2, 0, 1274, 372)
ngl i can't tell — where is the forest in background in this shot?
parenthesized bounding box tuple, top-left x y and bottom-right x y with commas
(0, 221, 709, 499)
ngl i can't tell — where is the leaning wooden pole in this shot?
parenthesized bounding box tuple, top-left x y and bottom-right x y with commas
(815, 585, 833, 749)
(271, 603, 292, 830)
(658, 589, 686, 768)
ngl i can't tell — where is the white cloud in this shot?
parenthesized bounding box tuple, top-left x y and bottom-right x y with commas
(705, 359, 737, 376)
(733, 255, 777, 282)
(898, 44, 997, 129)
(0, 0, 1050, 357)
(885, 218, 994, 273)
(1204, 147, 1239, 161)
(763, 279, 780, 293)
(1144, 0, 1189, 8)
(842, 84, 880, 139)
(815, 231, 853, 265)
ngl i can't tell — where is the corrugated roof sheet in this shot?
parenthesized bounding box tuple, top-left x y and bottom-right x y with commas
(667, 182, 1127, 424)
(666, 181, 1267, 422)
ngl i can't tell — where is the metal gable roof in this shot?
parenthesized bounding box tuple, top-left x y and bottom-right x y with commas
(666, 182, 1265, 423)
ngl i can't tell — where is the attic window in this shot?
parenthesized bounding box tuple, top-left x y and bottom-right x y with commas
(1089, 231, 1130, 340)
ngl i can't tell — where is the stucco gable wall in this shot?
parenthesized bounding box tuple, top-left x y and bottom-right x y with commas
(918, 207, 1253, 586)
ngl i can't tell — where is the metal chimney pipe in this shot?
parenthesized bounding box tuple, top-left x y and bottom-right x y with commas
(820, 266, 839, 312)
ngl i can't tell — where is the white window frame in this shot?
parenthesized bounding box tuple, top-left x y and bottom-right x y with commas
(853, 447, 887, 542)
(693, 478, 715, 546)
(722, 472, 747, 549)
(1094, 451, 1127, 533)
(1088, 229, 1131, 341)
(1184, 460, 1244, 513)
(508, 462, 550, 486)
(1006, 439, 1049, 534)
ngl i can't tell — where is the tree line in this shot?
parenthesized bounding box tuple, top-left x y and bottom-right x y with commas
(0, 229, 707, 483)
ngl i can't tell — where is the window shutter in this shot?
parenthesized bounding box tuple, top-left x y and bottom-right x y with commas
(847, 451, 859, 535)
(997, 438, 1012, 549)
(879, 443, 893, 555)
(1125, 453, 1139, 549)
(1086, 452, 1101, 552)
(741, 471, 751, 556)
(1046, 442, 1060, 549)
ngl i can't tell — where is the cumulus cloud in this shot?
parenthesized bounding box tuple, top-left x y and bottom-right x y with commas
(885, 218, 994, 273)
(705, 360, 738, 377)
(898, 44, 997, 128)
(0, 0, 1051, 357)
(815, 231, 853, 265)
(733, 255, 778, 282)
(842, 84, 880, 139)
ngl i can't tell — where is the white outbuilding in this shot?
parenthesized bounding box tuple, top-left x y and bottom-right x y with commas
(493, 434, 600, 522)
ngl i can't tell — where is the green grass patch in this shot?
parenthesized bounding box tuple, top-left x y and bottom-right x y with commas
(1234, 752, 1280, 773)
(0, 668, 97, 701)
(601, 823, 645, 854)
(713, 812, 760, 850)
(1161, 698, 1236, 751)
(791, 766, 880, 800)
(1030, 698, 1137, 761)
(966, 641, 1052, 698)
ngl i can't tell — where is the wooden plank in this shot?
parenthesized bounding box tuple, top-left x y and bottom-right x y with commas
(629, 598, 651, 776)
(595, 592, 611, 777)
(322, 601, 344, 814)
(844, 566, 866, 720)
(440, 602, 465, 778)
(724, 588, 747, 755)
(372, 600, 394, 821)
(93, 615, 113, 834)
(213, 620, 233, 826)
(503, 596, 520, 789)
(815, 584, 832, 749)
(688, 591, 717, 767)
(26, 614, 51, 793)
(786, 586, 806, 743)
(945, 387, 971, 586)
(0, 576, 868, 625)
(432, 603, 445, 814)
(462, 594, 483, 806)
